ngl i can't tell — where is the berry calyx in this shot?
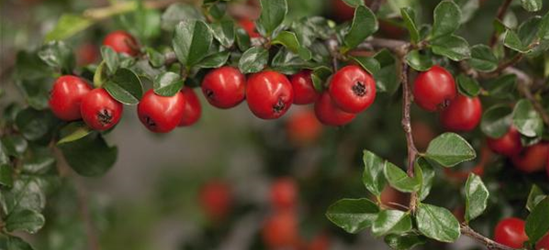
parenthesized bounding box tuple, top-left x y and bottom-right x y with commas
(201, 66, 246, 109)
(270, 177, 298, 211)
(286, 109, 323, 146)
(494, 218, 528, 248)
(179, 87, 201, 127)
(413, 65, 456, 112)
(262, 211, 299, 249)
(314, 92, 356, 126)
(80, 88, 123, 131)
(487, 127, 523, 157)
(511, 143, 549, 173)
(290, 70, 319, 105)
(440, 95, 482, 132)
(199, 180, 233, 221)
(103, 30, 140, 57)
(328, 65, 376, 113)
(137, 90, 185, 133)
(246, 71, 293, 119)
(49, 75, 92, 121)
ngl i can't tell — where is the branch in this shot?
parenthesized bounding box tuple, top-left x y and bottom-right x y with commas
(461, 225, 516, 250)
(83, 0, 185, 20)
(489, 0, 513, 47)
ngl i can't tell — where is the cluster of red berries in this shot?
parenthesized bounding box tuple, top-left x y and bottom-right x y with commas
(494, 217, 549, 249)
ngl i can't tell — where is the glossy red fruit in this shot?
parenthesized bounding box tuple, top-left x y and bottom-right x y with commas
(331, 0, 357, 21)
(202, 66, 246, 109)
(178, 88, 201, 127)
(286, 109, 323, 146)
(199, 180, 233, 221)
(103, 31, 140, 57)
(440, 95, 482, 132)
(239, 19, 261, 38)
(290, 70, 319, 105)
(537, 233, 549, 250)
(494, 218, 528, 248)
(246, 71, 293, 119)
(80, 88, 123, 131)
(329, 65, 376, 113)
(512, 143, 549, 173)
(262, 211, 299, 249)
(49, 76, 92, 121)
(413, 66, 456, 112)
(77, 43, 99, 66)
(137, 90, 185, 133)
(270, 178, 298, 211)
(487, 127, 523, 157)
(314, 92, 356, 126)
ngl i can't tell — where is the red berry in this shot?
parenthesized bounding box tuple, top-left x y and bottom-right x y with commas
(331, 0, 356, 21)
(494, 218, 528, 248)
(199, 180, 233, 221)
(77, 43, 99, 66)
(246, 71, 293, 119)
(440, 95, 482, 132)
(49, 76, 92, 121)
(179, 87, 201, 127)
(137, 90, 185, 133)
(512, 143, 549, 173)
(290, 70, 319, 105)
(329, 65, 376, 113)
(270, 177, 298, 211)
(262, 211, 299, 249)
(413, 66, 456, 112)
(537, 233, 549, 250)
(286, 109, 323, 146)
(314, 92, 356, 126)
(202, 66, 246, 109)
(103, 31, 140, 57)
(238, 19, 261, 38)
(80, 88, 123, 131)
(487, 127, 523, 157)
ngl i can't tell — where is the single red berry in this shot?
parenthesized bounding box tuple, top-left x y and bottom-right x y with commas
(314, 92, 356, 126)
(202, 66, 246, 109)
(286, 109, 323, 146)
(537, 233, 549, 250)
(137, 90, 185, 133)
(77, 43, 99, 66)
(199, 180, 233, 221)
(512, 143, 549, 173)
(290, 70, 319, 105)
(238, 19, 261, 38)
(487, 127, 523, 157)
(440, 95, 482, 132)
(179, 87, 201, 127)
(49, 75, 92, 121)
(331, 0, 356, 21)
(329, 65, 376, 113)
(307, 233, 331, 250)
(270, 177, 298, 211)
(494, 218, 529, 248)
(413, 65, 456, 112)
(246, 71, 293, 119)
(262, 211, 299, 249)
(103, 30, 140, 57)
(80, 88, 123, 131)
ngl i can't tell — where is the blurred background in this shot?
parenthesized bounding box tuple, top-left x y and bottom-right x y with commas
(1, 0, 548, 249)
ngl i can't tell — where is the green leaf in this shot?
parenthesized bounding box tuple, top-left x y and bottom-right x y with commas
(362, 150, 387, 197)
(405, 50, 433, 71)
(431, 35, 471, 61)
(0, 164, 13, 188)
(384, 161, 420, 192)
(372, 210, 412, 237)
(416, 158, 435, 201)
(100, 46, 119, 74)
(5, 235, 35, 250)
(526, 185, 547, 212)
(374, 49, 400, 94)
(59, 133, 117, 177)
(468, 44, 498, 72)
(341, 0, 364, 7)
(45, 14, 94, 42)
(145, 47, 165, 68)
(173, 20, 213, 68)
(384, 234, 427, 250)
(238, 47, 269, 74)
(401, 7, 420, 44)
(512, 99, 544, 137)
(104, 68, 143, 105)
(416, 203, 461, 243)
(196, 51, 231, 69)
(93, 62, 109, 88)
(14, 51, 52, 81)
(153, 72, 184, 97)
(425, 133, 476, 167)
(270, 49, 311, 75)
(481, 105, 513, 138)
(464, 174, 489, 223)
(538, 12, 549, 40)
(1, 178, 46, 214)
(258, 0, 288, 36)
(431, 1, 462, 39)
(344, 5, 378, 50)
(457, 74, 481, 97)
(325, 198, 379, 234)
(525, 197, 549, 244)
(5, 209, 45, 234)
(15, 108, 58, 141)
(352, 56, 380, 75)
(272, 31, 312, 60)
(503, 30, 531, 53)
(211, 20, 235, 48)
(1, 135, 28, 159)
(21, 155, 56, 175)
(521, 0, 542, 12)
(518, 16, 542, 45)
(57, 122, 92, 145)
(119, 5, 161, 42)
(161, 3, 204, 31)
(235, 27, 251, 51)
(37, 41, 75, 74)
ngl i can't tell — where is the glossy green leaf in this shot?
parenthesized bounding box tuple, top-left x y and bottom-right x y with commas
(481, 105, 513, 138)
(416, 203, 461, 243)
(45, 14, 94, 42)
(416, 158, 435, 201)
(405, 50, 433, 71)
(374, 49, 400, 94)
(161, 3, 204, 31)
(100, 46, 119, 74)
(512, 99, 543, 137)
(526, 185, 547, 212)
(352, 56, 380, 75)
(196, 51, 231, 68)
(211, 20, 235, 48)
(468, 44, 498, 72)
(0, 164, 13, 188)
(104, 68, 143, 105)
(59, 133, 118, 177)
(362, 150, 387, 197)
(5, 235, 35, 250)
(326, 198, 379, 234)
(235, 27, 251, 51)
(14, 51, 52, 81)
(146, 47, 165, 68)
(538, 12, 549, 40)
(384, 233, 427, 250)
(384, 162, 420, 193)
(525, 198, 549, 244)
(521, 0, 542, 12)
(1, 178, 46, 215)
(344, 5, 378, 50)
(457, 74, 481, 97)
(431, 35, 471, 61)
(153, 72, 184, 97)
(173, 20, 213, 68)
(272, 31, 312, 60)
(15, 108, 58, 141)
(5, 209, 45, 234)
(431, 1, 462, 38)
(1, 135, 28, 159)
(57, 122, 92, 145)
(503, 30, 530, 53)
(401, 7, 420, 44)
(464, 174, 489, 223)
(258, 0, 288, 36)
(425, 133, 476, 167)
(238, 47, 269, 74)
(486, 74, 517, 99)
(37, 41, 75, 74)
(21, 155, 55, 175)
(372, 210, 412, 237)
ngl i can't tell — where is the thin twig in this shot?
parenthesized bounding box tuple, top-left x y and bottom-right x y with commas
(461, 225, 516, 250)
(489, 0, 513, 47)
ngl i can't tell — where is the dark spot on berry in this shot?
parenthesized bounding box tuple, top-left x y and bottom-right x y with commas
(273, 97, 285, 114)
(145, 116, 156, 128)
(352, 82, 367, 97)
(97, 109, 113, 126)
(205, 89, 215, 100)
(438, 98, 452, 110)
